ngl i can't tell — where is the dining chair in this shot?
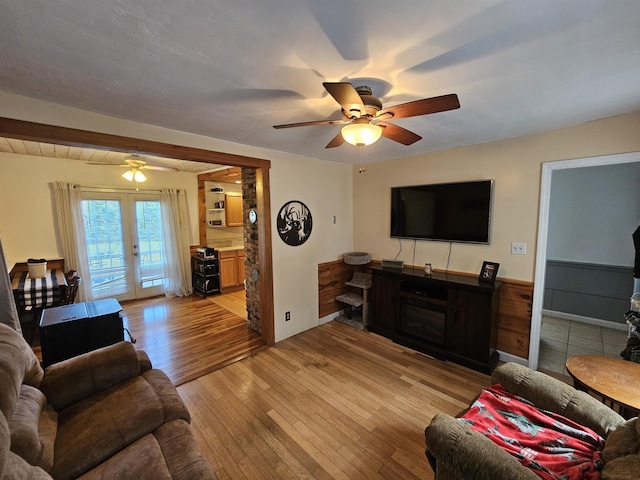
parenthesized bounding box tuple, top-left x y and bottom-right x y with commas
(62, 275, 81, 305)
(64, 269, 77, 282)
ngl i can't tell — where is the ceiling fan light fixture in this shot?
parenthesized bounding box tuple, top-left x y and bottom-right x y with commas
(341, 120, 383, 147)
(133, 170, 147, 182)
(122, 168, 147, 183)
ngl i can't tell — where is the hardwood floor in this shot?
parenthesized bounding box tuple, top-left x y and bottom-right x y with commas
(121, 292, 265, 386)
(178, 321, 490, 480)
(28, 292, 490, 478)
(26, 291, 261, 386)
(209, 289, 249, 320)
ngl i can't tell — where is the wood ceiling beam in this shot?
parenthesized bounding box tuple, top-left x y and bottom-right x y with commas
(0, 117, 271, 169)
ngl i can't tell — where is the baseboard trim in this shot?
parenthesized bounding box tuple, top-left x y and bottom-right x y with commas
(319, 311, 341, 325)
(497, 351, 528, 367)
(542, 309, 628, 331)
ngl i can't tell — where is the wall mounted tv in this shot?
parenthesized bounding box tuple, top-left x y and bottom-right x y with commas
(390, 180, 493, 244)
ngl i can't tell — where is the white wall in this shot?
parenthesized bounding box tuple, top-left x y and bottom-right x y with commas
(353, 112, 640, 282)
(0, 91, 354, 343)
(547, 162, 640, 266)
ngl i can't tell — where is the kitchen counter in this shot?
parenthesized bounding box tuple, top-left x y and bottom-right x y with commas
(215, 246, 244, 252)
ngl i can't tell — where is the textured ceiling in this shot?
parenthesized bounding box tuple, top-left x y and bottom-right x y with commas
(1, 0, 640, 166)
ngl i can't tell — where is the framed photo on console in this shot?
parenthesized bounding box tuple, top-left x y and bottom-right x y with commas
(479, 261, 499, 282)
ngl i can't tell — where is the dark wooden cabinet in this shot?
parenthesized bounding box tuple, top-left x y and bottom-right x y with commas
(369, 273, 398, 336)
(370, 265, 501, 374)
(446, 289, 500, 373)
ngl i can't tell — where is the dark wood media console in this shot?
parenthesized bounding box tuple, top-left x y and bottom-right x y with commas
(369, 265, 502, 374)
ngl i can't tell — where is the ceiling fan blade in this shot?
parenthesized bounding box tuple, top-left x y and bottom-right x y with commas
(323, 82, 366, 117)
(85, 162, 128, 166)
(325, 132, 346, 149)
(378, 122, 422, 145)
(143, 165, 178, 171)
(273, 118, 347, 129)
(377, 94, 460, 120)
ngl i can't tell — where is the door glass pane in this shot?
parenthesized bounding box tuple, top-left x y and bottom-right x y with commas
(135, 200, 165, 289)
(82, 199, 129, 298)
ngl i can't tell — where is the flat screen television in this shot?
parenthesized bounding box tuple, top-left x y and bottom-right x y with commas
(390, 180, 493, 244)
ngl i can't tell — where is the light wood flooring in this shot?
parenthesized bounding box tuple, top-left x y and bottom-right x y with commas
(27, 293, 491, 478)
(26, 291, 263, 387)
(178, 321, 490, 480)
(121, 291, 265, 386)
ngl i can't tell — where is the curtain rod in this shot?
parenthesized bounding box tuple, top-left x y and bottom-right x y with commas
(77, 185, 182, 194)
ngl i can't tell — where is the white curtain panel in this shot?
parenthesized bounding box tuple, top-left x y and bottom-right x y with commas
(160, 188, 193, 297)
(52, 182, 93, 302)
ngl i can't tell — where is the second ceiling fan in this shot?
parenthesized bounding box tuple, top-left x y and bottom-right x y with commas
(273, 82, 460, 148)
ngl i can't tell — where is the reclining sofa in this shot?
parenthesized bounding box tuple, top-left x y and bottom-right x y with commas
(425, 362, 639, 480)
(0, 322, 216, 479)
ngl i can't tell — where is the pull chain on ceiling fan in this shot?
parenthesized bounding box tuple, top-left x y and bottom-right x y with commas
(273, 82, 460, 148)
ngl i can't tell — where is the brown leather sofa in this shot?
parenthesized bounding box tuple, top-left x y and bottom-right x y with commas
(425, 362, 639, 480)
(0, 322, 216, 479)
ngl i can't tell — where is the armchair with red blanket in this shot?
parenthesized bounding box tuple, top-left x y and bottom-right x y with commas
(425, 362, 639, 480)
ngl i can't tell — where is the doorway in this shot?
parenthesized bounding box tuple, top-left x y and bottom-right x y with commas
(82, 192, 165, 301)
(0, 116, 275, 345)
(530, 152, 640, 370)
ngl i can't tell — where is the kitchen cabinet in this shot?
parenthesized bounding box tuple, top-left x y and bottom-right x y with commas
(219, 249, 245, 289)
(225, 194, 243, 227)
(204, 191, 242, 228)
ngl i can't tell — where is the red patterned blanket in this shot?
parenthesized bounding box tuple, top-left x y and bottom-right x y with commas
(459, 385, 605, 480)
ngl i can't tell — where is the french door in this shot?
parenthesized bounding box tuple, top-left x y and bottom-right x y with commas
(81, 192, 165, 301)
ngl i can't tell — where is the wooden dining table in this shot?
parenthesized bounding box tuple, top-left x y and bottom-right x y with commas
(11, 268, 68, 310)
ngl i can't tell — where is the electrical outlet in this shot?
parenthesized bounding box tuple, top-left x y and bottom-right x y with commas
(285, 311, 291, 321)
(511, 242, 527, 255)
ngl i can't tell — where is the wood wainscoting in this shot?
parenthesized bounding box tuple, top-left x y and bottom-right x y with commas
(318, 260, 532, 360)
(318, 260, 356, 319)
(496, 281, 533, 358)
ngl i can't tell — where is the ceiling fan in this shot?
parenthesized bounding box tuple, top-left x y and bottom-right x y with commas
(273, 82, 460, 148)
(88, 155, 178, 187)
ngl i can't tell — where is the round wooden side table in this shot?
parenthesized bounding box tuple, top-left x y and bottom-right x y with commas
(566, 355, 640, 419)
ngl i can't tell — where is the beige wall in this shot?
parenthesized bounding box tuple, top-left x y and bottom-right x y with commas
(0, 91, 353, 343)
(353, 112, 640, 282)
(0, 152, 200, 263)
(271, 156, 353, 341)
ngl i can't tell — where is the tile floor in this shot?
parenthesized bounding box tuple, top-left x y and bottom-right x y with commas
(538, 316, 629, 376)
